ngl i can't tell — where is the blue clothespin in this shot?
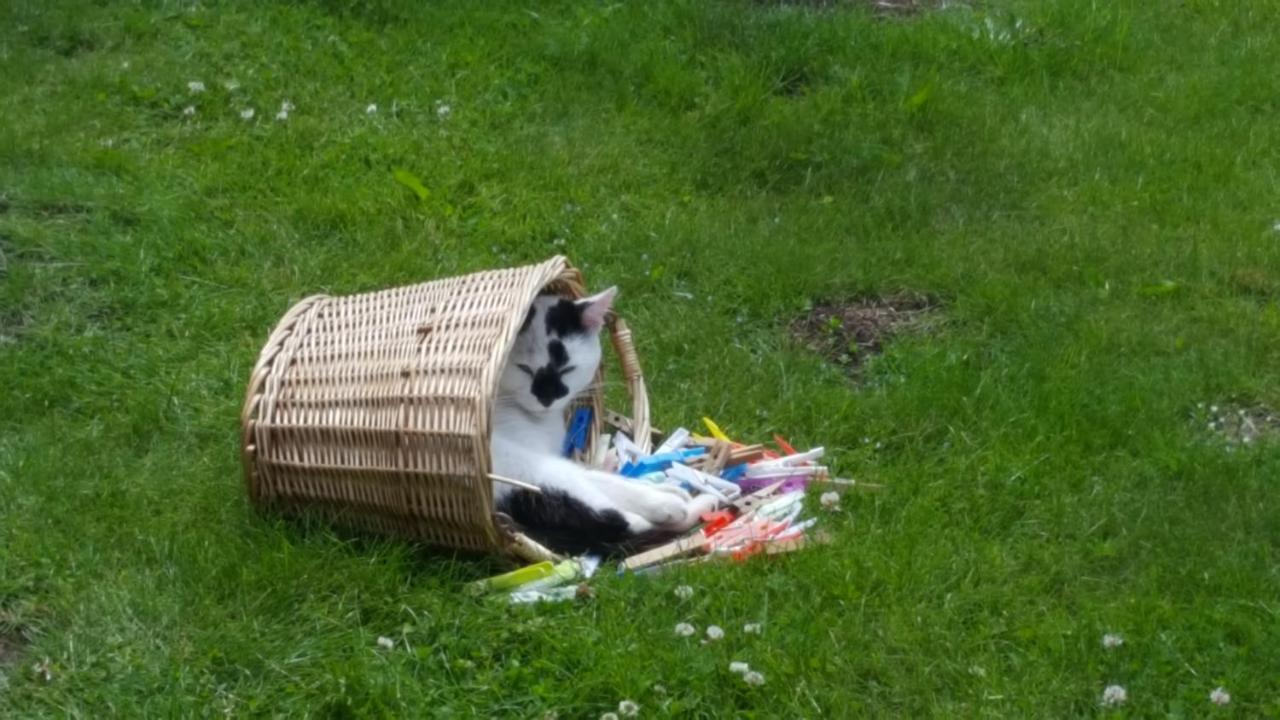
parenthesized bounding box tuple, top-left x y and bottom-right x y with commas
(721, 463, 747, 481)
(619, 447, 707, 477)
(562, 408, 592, 458)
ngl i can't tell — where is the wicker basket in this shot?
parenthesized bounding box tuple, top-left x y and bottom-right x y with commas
(240, 256, 650, 561)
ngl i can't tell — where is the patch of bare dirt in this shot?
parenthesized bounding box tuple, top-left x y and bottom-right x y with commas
(0, 629, 26, 667)
(1193, 402, 1280, 449)
(791, 292, 941, 375)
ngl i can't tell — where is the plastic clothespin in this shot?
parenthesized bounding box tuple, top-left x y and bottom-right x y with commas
(653, 427, 691, 455)
(665, 463, 734, 502)
(592, 434, 613, 468)
(620, 447, 707, 478)
(513, 559, 584, 593)
(701, 416, 731, 443)
(746, 447, 826, 475)
(562, 408, 593, 458)
(773, 434, 798, 455)
(699, 510, 735, 537)
(467, 561, 556, 595)
(612, 432, 646, 464)
(721, 464, 748, 481)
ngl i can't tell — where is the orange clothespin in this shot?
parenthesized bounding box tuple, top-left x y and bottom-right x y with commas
(773, 434, 798, 456)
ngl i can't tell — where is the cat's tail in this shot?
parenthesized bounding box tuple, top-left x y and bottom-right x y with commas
(496, 489, 685, 557)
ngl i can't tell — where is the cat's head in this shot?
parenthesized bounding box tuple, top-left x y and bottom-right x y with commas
(497, 287, 616, 414)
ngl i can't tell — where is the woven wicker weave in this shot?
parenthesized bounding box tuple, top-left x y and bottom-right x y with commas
(240, 256, 650, 561)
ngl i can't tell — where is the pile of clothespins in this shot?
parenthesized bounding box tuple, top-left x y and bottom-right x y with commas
(472, 410, 875, 602)
(592, 412, 856, 574)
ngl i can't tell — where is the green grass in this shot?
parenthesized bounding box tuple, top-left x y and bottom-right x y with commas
(2, 0, 1279, 716)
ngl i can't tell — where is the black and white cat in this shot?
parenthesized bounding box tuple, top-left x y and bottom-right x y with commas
(491, 288, 717, 555)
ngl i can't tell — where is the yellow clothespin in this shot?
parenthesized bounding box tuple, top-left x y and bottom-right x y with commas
(701, 416, 730, 442)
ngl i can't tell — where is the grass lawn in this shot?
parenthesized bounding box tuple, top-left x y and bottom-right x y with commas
(3, 0, 1279, 716)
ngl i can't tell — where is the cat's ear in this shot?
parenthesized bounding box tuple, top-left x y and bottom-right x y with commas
(578, 286, 617, 331)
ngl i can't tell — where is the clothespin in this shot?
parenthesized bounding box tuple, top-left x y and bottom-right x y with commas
(666, 463, 738, 502)
(612, 432, 646, 465)
(592, 433, 612, 468)
(699, 510, 735, 537)
(604, 408, 664, 447)
(744, 465, 827, 480)
(773, 434, 798, 455)
(745, 447, 825, 475)
(562, 408, 593, 458)
(619, 447, 706, 478)
(653, 427, 691, 455)
(619, 480, 786, 572)
(701, 416, 731, 443)
(467, 561, 556, 595)
(619, 530, 711, 571)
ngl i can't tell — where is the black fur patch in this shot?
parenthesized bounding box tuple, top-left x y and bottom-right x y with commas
(544, 298, 586, 336)
(496, 489, 682, 556)
(520, 305, 536, 334)
(531, 366, 569, 407)
(547, 339, 568, 367)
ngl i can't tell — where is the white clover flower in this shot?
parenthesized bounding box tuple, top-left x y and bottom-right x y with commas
(674, 622, 695, 637)
(187, 80, 206, 93)
(436, 102, 452, 118)
(366, 103, 378, 114)
(1102, 633, 1124, 649)
(729, 661, 750, 674)
(182, 105, 196, 117)
(275, 109, 289, 121)
(743, 670, 765, 686)
(743, 623, 761, 635)
(280, 100, 294, 112)
(1100, 685, 1127, 707)
(617, 699, 639, 717)
(240, 108, 255, 120)
(1210, 687, 1230, 706)
(376, 636, 395, 650)
(820, 491, 840, 509)
(705, 625, 724, 641)
(600, 713, 618, 720)
(223, 79, 240, 91)
(674, 585, 693, 600)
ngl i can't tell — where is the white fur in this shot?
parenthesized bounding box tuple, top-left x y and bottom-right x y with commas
(490, 289, 716, 535)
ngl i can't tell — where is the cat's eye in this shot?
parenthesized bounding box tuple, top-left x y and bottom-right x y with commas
(516, 364, 534, 376)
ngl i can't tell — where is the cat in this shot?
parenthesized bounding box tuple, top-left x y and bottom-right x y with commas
(490, 287, 718, 555)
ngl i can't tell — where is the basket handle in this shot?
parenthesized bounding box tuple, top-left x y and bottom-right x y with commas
(607, 316, 652, 454)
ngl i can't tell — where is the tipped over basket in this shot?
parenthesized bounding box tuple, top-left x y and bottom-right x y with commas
(240, 256, 650, 562)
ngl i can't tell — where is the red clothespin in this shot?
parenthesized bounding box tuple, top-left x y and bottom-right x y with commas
(699, 510, 734, 537)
